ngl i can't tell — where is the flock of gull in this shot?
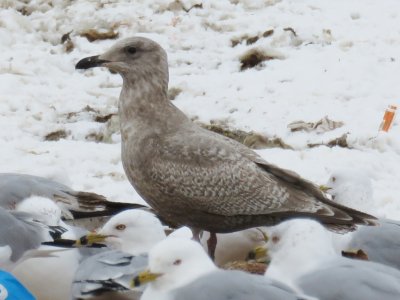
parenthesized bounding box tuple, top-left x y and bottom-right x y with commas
(1, 37, 400, 300)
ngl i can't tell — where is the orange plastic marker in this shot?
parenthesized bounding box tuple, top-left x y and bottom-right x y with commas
(380, 105, 397, 132)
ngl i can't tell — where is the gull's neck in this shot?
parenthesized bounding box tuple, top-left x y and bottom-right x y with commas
(124, 231, 166, 255)
(118, 75, 188, 141)
(151, 259, 216, 294)
(119, 75, 168, 124)
(121, 240, 156, 256)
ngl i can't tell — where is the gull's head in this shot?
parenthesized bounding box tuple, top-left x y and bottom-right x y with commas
(16, 196, 62, 226)
(97, 209, 166, 255)
(264, 220, 335, 282)
(75, 36, 168, 81)
(326, 168, 374, 214)
(132, 237, 215, 293)
(266, 219, 334, 257)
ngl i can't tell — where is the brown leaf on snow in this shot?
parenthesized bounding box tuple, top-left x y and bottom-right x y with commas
(308, 133, 349, 149)
(44, 130, 68, 141)
(341, 249, 369, 261)
(80, 29, 119, 42)
(288, 116, 344, 133)
(239, 48, 284, 71)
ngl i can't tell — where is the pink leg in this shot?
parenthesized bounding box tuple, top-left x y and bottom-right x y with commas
(191, 228, 202, 242)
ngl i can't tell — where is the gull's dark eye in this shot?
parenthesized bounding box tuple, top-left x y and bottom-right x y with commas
(125, 46, 137, 55)
(173, 259, 182, 266)
(115, 224, 126, 231)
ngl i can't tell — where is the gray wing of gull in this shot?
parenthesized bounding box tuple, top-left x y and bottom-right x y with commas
(72, 250, 147, 300)
(0, 207, 47, 263)
(0, 173, 147, 230)
(172, 269, 305, 300)
(346, 218, 400, 270)
(0, 173, 75, 208)
(0, 173, 107, 218)
(298, 258, 400, 300)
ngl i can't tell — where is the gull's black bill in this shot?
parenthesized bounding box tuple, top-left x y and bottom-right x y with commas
(42, 239, 107, 248)
(75, 55, 109, 70)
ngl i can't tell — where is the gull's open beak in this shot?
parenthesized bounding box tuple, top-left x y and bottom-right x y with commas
(256, 228, 269, 242)
(74, 232, 111, 247)
(131, 270, 163, 287)
(247, 245, 269, 263)
(75, 55, 110, 70)
(319, 185, 332, 192)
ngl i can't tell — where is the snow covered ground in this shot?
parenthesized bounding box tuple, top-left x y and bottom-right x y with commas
(1, 0, 399, 222)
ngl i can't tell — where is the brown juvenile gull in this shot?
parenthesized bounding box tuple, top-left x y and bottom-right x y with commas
(75, 37, 376, 256)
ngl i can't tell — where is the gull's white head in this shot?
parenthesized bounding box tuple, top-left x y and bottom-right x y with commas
(147, 238, 216, 293)
(327, 168, 374, 214)
(16, 196, 62, 226)
(265, 219, 336, 283)
(98, 209, 166, 255)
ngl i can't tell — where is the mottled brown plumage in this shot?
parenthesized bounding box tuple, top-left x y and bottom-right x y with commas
(76, 37, 376, 235)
